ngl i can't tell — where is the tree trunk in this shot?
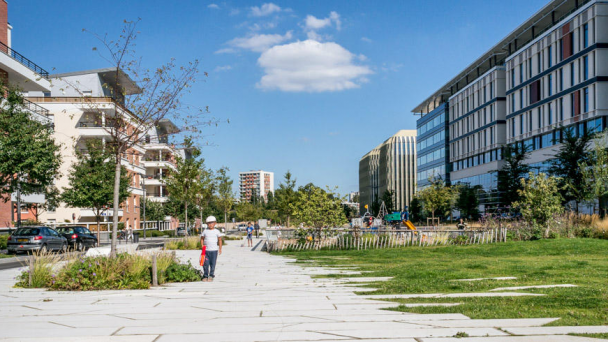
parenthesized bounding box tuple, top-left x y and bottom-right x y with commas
(224, 211, 227, 231)
(110, 156, 122, 258)
(287, 215, 290, 228)
(95, 211, 101, 247)
(184, 202, 188, 237)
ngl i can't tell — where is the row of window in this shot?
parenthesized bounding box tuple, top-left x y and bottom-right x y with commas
(509, 86, 592, 138)
(417, 148, 445, 166)
(451, 104, 495, 138)
(512, 117, 604, 153)
(509, 21, 591, 89)
(417, 130, 445, 152)
(450, 80, 496, 120)
(451, 125, 497, 159)
(452, 172, 498, 192)
(509, 53, 591, 113)
(452, 148, 503, 172)
(417, 113, 446, 136)
(417, 165, 446, 185)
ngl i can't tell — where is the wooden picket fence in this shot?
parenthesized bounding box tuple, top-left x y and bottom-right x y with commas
(265, 228, 508, 252)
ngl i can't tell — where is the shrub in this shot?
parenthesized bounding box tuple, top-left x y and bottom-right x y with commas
(164, 262, 201, 282)
(165, 237, 201, 250)
(15, 250, 65, 288)
(0, 234, 8, 250)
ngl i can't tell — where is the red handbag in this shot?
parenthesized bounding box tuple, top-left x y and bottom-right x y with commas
(199, 246, 207, 266)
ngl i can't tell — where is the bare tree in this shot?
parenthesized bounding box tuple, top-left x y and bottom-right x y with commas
(76, 19, 213, 257)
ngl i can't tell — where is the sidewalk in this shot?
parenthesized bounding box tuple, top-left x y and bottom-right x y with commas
(0, 237, 603, 341)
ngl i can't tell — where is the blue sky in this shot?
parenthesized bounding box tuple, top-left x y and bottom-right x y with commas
(13, 0, 548, 195)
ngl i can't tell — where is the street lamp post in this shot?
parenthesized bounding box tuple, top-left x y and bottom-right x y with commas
(140, 174, 147, 239)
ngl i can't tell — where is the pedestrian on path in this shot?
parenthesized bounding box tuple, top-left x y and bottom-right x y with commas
(200, 216, 222, 282)
(254, 222, 260, 238)
(246, 222, 254, 247)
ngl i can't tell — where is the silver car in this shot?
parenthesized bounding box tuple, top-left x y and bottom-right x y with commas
(7, 227, 68, 254)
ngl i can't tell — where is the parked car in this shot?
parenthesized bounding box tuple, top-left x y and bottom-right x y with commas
(237, 224, 247, 232)
(55, 226, 98, 251)
(176, 227, 187, 237)
(7, 227, 68, 254)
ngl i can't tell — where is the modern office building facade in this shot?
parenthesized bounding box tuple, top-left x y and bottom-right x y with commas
(449, 67, 507, 210)
(415, 103, 449, 191)
(412, 0, 607, 213)
(359, 130, 417, 214)
(239, 170, 274, 203)
(359, 145, 381, 214)
(505, 0, 608, 171)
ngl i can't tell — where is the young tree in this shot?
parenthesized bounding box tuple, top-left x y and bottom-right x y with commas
(290, 184, 347, 232)
(381, 190, 395, 213)
(80, 20, 206, 256)
(235, 201, 261, 222)
(549, 128, 595, 213)
(0, 85, 62, 228)
(216, 167, 235, 226)
(275, 171, 297, 227)
(164, 141, 205, 235)
(61, 140, 129, 245)
(581, 131, 608, 216)
(513, 172, 563, 236)
(195, 166, 216, 226)
(417, 177, 459, 223)
(455, 184, 481, 220)
(497, 144, 530, 208)
(144, 198, 165, 221)
(408, 197, 423, 223)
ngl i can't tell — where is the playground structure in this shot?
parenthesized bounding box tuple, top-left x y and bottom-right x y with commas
(359, 201, 417, 231)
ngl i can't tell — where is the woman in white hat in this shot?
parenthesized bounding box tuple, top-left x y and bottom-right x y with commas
(200, 216, 222, 281)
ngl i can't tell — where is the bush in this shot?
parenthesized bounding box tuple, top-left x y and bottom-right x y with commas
(164, 262, 201, 282)
(0, 235, 8, 250)
(15, 250, 65, 288)
(165, 237, 201, 250)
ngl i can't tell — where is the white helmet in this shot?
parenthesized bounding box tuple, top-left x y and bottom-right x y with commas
(205, 216, 217, 223)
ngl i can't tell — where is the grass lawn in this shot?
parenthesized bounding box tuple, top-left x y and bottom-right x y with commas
(0, 253, 14, 259)
(280, 238, 608, 326)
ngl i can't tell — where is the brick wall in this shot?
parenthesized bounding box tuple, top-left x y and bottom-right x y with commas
(0, 1, 7, 47)
(0, 196, 13, 228)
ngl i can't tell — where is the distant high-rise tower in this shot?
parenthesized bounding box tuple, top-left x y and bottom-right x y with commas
(239, 170, 274, 203)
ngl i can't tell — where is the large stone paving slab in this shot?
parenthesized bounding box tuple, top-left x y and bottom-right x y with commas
(0, 237, 604, 342)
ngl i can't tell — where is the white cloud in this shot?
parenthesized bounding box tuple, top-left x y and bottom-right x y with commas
(250, 3, 281, 17)
(303, 11, 341, 42)
(257, 40, 372, 92)
(361, 37, 372, 43)
(224, 31, 293, 53)
(215, 47, 237, 54)
(214, 65, 232, 72)
(208, 3, 220, 9)
(229, 8, 240, 16)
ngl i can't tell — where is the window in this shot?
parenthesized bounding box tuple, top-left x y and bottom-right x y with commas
(528, 58, 532, 78)
(559, 39, 564, 61)
(537, 52, 542, 73)
(583, 23, 589, 48)
(520, 64, 523, 83)
(511, 94, 515, 113)
(538, 107, 542, 129)
(520, 115, 524, 135)
(483, 86, 487, 103)
(583, 55, 589, 80)
(520, 89, 524, 110)
(559, 68, 564, 91)
(584, 87, 589, 113)
(548, 45, 552, 68)
(511, 69, 515, 88)
(490, 82, 493, 98)
(511, 118, 515, 137)
(570, 62, 575, 86)
(490, 127, 494, 144)
(548, 103, 553, 125)
(490, 104, 494, 122)
(484, 108, 487, 125)
(548, 74, 553, 96)
(560, 97, 564, 121)
(529, 111, 533, 132)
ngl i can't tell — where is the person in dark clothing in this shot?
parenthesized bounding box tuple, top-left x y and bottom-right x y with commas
(254, 222, 260, 238)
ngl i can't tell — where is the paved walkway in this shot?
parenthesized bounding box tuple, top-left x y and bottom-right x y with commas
(0, 238, 605, 341)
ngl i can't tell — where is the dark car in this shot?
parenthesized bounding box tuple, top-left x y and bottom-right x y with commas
(7, 227, 68, 254)
(56, 226, 98, 251)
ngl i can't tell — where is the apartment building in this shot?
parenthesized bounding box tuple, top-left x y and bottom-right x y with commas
(412, 0, 606, 213)
(28, 69, 146, 229)
(359, 130, 417, 214)
(0, 0, 53, 228)
(239, 170, 274, 202)
(141, 121, 180, 204)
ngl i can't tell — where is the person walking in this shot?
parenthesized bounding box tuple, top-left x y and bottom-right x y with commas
(246, 222, 254, 247)
(254, 222, 260, 238)
(200, 216, 222, 282)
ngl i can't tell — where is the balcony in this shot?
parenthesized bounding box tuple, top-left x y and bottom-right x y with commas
(77, 122, 112, 137)
(147, 193, 169, 203)
(22, 98, 52, 125)
(80, 209, 124, 218)
(141, 159, 176, 170)
(0, 41, 50, 92)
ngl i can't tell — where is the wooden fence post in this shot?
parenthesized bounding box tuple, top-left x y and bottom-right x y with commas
(152, 254, 158, 287)
(28, 255, 34, 287)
